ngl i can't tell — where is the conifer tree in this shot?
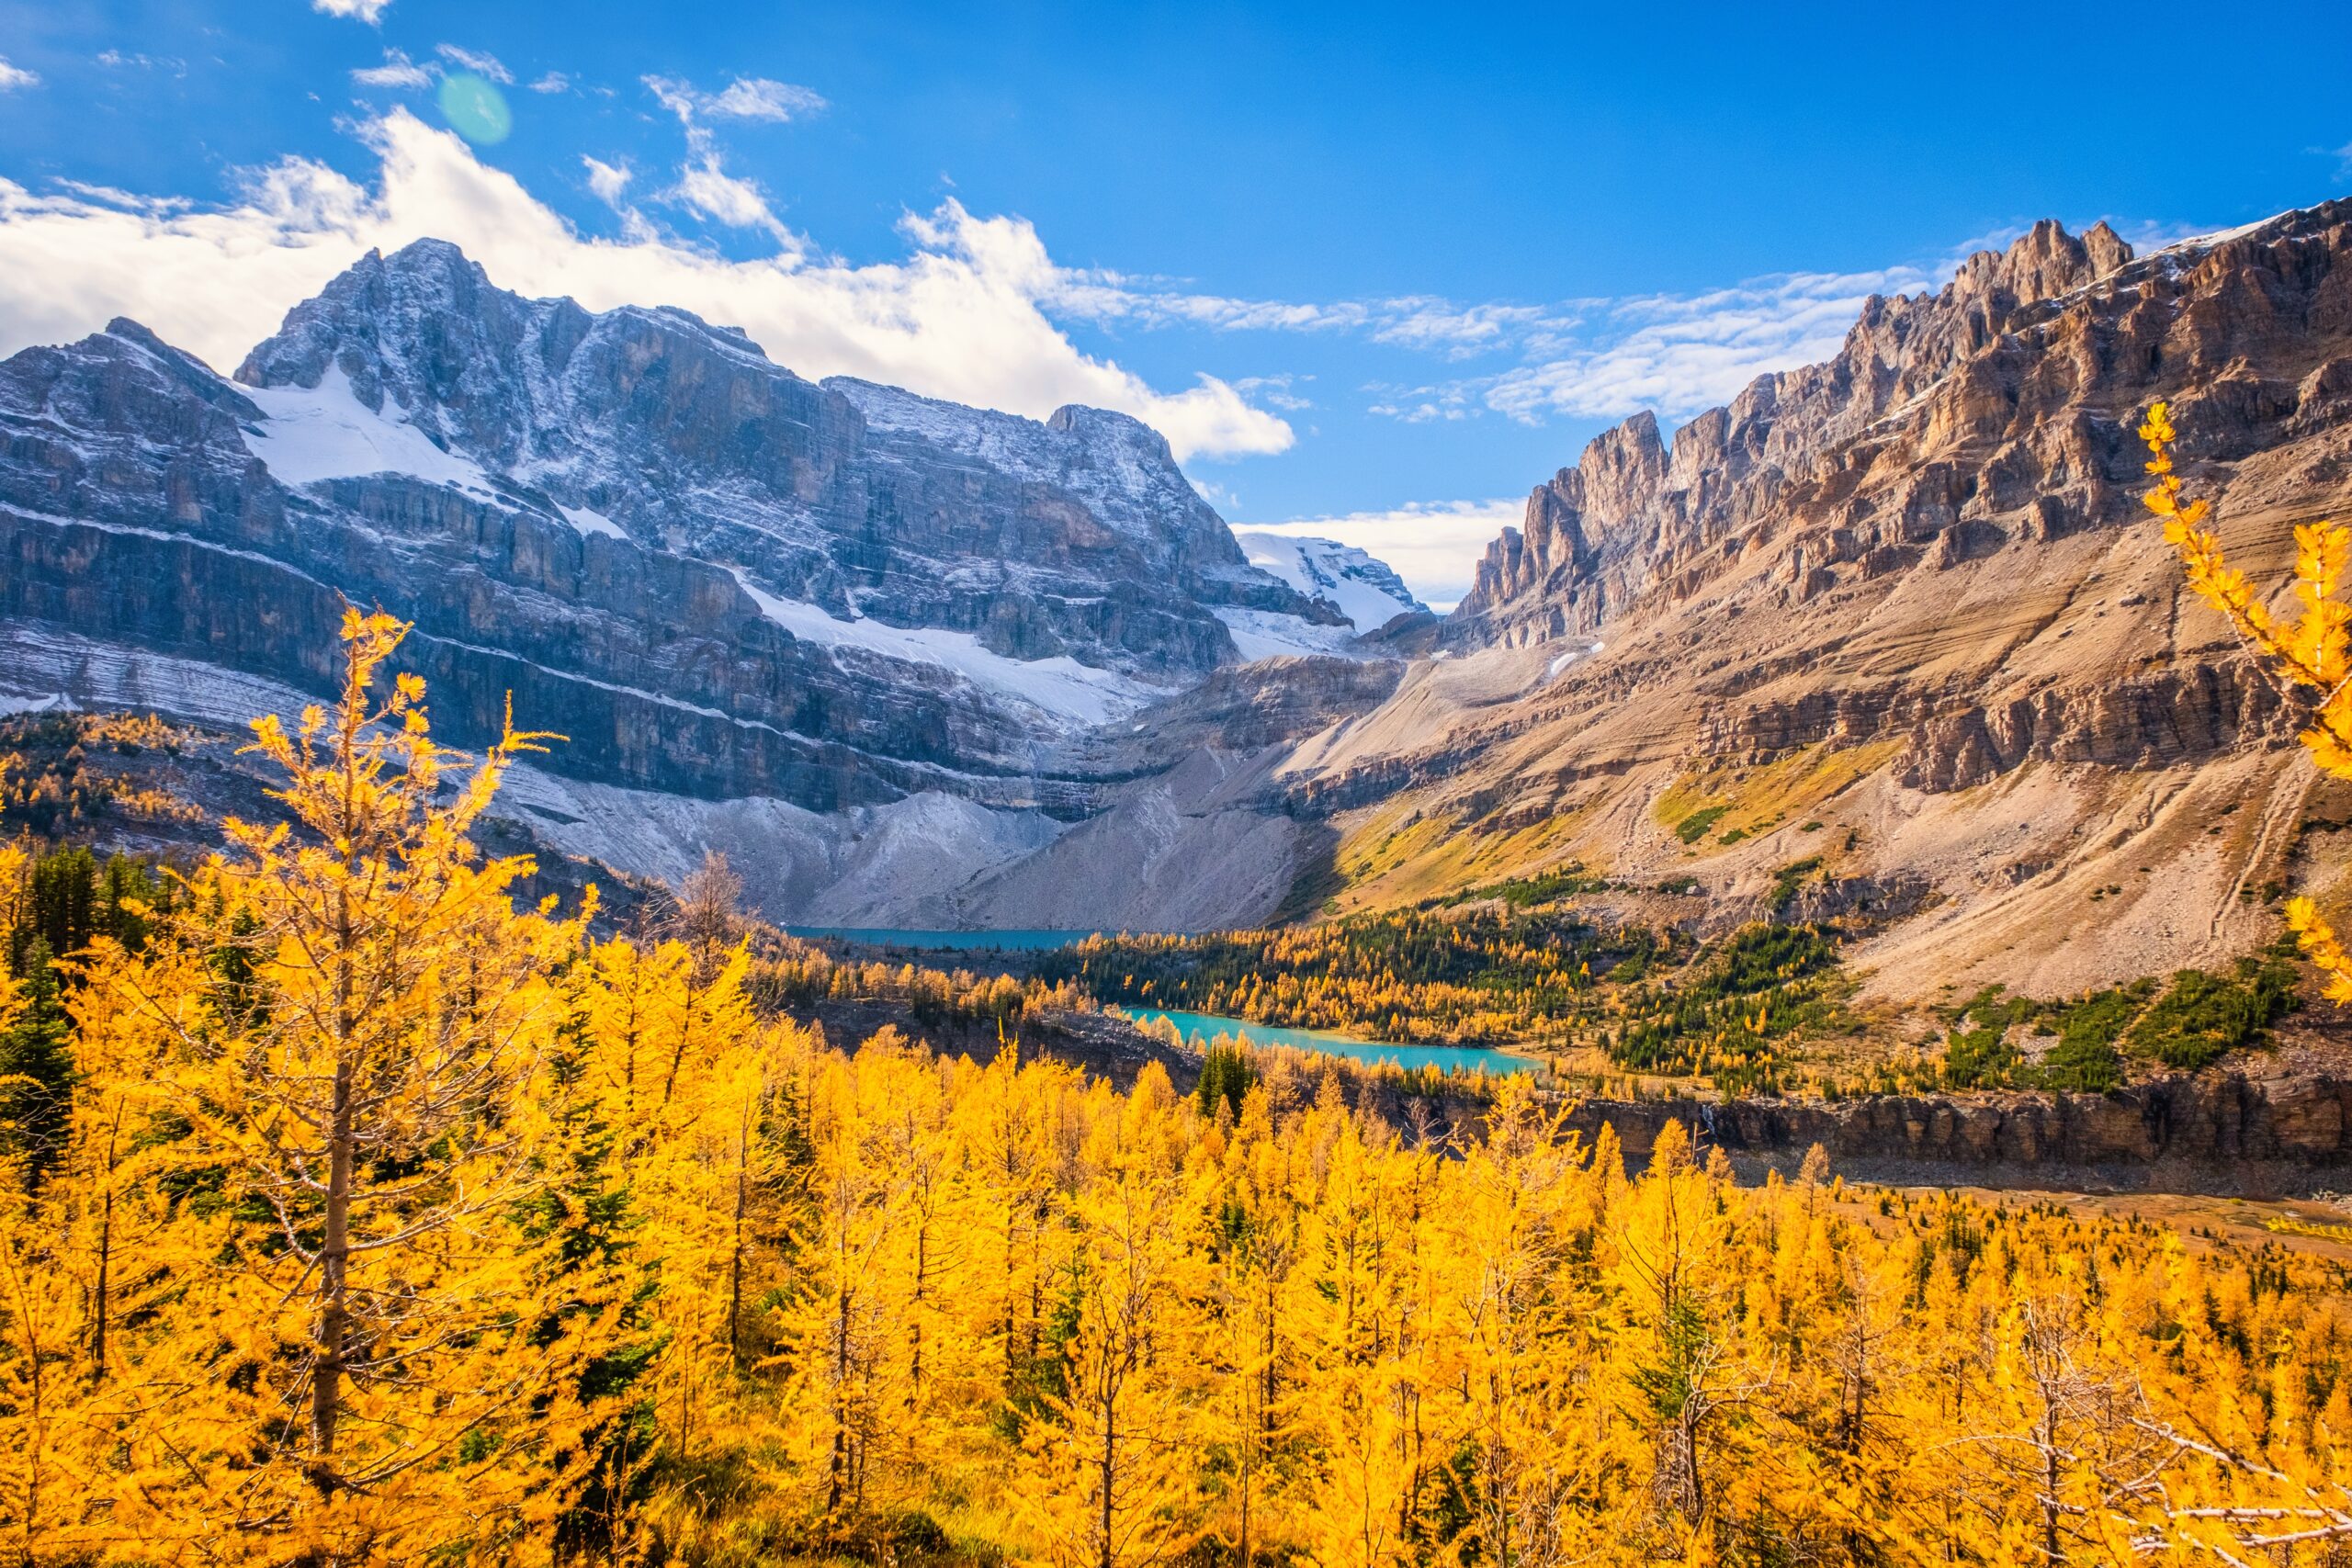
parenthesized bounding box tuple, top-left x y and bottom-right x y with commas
(67, 610, 625, 1563)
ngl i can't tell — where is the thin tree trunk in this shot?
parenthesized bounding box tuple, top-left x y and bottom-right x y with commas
(826, 1281, 851, 1515)
(88, 1108, 119, 1380)
(311, 1056, 356, 1495)
(728, 1110, 748, 1364)
(1097, 1379, 1117, 1568)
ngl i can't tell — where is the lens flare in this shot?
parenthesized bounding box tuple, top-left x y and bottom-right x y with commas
(436, 72, 512, 145)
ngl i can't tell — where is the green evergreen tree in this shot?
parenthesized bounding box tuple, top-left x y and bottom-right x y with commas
(0, 938, 74, 1185)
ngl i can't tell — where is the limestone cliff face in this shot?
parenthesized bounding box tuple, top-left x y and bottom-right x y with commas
(1452, 209, 2349, 676)
(0, 242, 1346, 817)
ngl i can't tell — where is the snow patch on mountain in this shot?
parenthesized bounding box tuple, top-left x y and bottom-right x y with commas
(238, 364, 495, 498)
(557, 503, 626, 540)
(1214, 607, 1365, 662)
(824, 376, 1210, 549)
(1235, 533, 1425, 631)
(729, 569, 1169, 728)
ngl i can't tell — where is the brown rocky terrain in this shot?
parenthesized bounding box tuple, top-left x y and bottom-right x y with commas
(1251, 201, 2352, 1003)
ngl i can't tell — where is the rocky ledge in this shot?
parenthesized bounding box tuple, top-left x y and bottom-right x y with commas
(1570, 1072, 2352, 1193)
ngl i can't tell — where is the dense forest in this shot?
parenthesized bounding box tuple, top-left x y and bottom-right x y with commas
(1033, 916, 1858, 1094)
(1037, 889, 2305, 1098)
(0, 611, 2343, 1565)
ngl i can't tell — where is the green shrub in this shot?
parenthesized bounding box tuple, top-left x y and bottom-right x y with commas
(1770, 856, 1825, 908)
(2125, 951, 2299, 1070)
(1675, 806, 1730, 844)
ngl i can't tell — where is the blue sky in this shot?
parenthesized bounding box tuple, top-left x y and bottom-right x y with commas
(2, 1, 2349, 604)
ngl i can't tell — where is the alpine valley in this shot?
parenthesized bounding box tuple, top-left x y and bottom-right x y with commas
(8, 202, 2352, 999)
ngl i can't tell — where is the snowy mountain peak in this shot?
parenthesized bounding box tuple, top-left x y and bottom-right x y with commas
(1235, 533, 1426, 632)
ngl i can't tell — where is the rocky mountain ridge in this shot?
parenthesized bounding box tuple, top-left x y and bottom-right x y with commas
(0, 242, 1410, 923)
(16, 201, 2352, 968)
(1250, 200, 2352, 997)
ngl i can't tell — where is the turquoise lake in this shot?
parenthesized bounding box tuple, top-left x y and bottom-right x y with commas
(1118, 1008, 1539, 1077)
(786, 930, 1540, 1077)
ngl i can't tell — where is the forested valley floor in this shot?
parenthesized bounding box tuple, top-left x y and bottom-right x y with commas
(0, 612, 2345, 1566)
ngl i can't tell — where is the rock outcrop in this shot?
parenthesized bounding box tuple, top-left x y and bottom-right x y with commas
(1569, 1072, 2352, 1192)
(1449, 208, 2352, 694)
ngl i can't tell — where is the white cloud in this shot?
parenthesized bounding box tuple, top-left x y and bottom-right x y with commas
(1241, 499, 1523, 611)
(351, 49, 431, 89)
(435, 44, 512, 85)
(311, 0, 392, 21)
(646, 74, 826, 126)
(640, 74, 818, 256)
(1233, 373, 1311, 412)
(581, 155, 632, 205)
(706, 77, 827, 122)
(1363, 380, 1476, 423)
(1479, 265, 1932, 423)
(1369, 298, 1550, 355)
(0, 58, 38, 91)
(528, 71, 571, 95)
(672, 158, 794, 248)
(1057, 253, 1994, 431)
(0, 110, 1291, 462)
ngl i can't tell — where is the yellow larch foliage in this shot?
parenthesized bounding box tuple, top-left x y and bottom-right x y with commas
(1, 614, 2351, 1562)
(2145, 400, 2352, 1000)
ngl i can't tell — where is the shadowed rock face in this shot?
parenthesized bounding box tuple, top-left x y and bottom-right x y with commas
(1571, 1073, 2352, 1193)
(0, 240, 1340, 811)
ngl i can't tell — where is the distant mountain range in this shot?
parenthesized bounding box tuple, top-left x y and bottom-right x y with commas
(7, 204, 2352, 991)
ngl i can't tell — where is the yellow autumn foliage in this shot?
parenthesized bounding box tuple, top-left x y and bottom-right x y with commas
(0, 612, 2342, 1562)
(2145, 400, 2352, 1001)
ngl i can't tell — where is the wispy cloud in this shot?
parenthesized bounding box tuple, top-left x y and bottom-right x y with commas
(581, 155, 633, 205)
(0, 110, 1291, 462)
(704, 77, 828, 122)
(1479, 265, 1934, 423)
(527, 71, 571, 95)
(96, 51, 186, 72)
(351, 48, 431, 89)
(1363, 380, 1477, 423)
(1242, 499, 1524, 610)
(639, 74, 829, 255)
(435, 44, 512, 84)
(1233, 373, 1312, 412)
(648, 74, 827, 125)
(1368, 298, 1552, 355)
(0, 58, 38, 91)
(1046, 243, 2039, 430)
(311, 0, 392, 22)
(672, 161, 792, 243)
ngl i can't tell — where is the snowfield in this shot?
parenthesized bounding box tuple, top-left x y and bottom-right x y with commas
(1234, 532, 1424, 632)
(728, 570, 1169, 728)
(238, 365, 497, 500)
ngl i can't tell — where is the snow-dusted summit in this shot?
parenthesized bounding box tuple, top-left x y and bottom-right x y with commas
(1237, 533, 1425, 630)
(0, 239, 1423, 927)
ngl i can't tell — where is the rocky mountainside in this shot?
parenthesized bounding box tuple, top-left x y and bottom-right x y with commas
(1259, 201, 2352, 998)
(17, 204, 2352, 970)
(0, 240, 1395, 925)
